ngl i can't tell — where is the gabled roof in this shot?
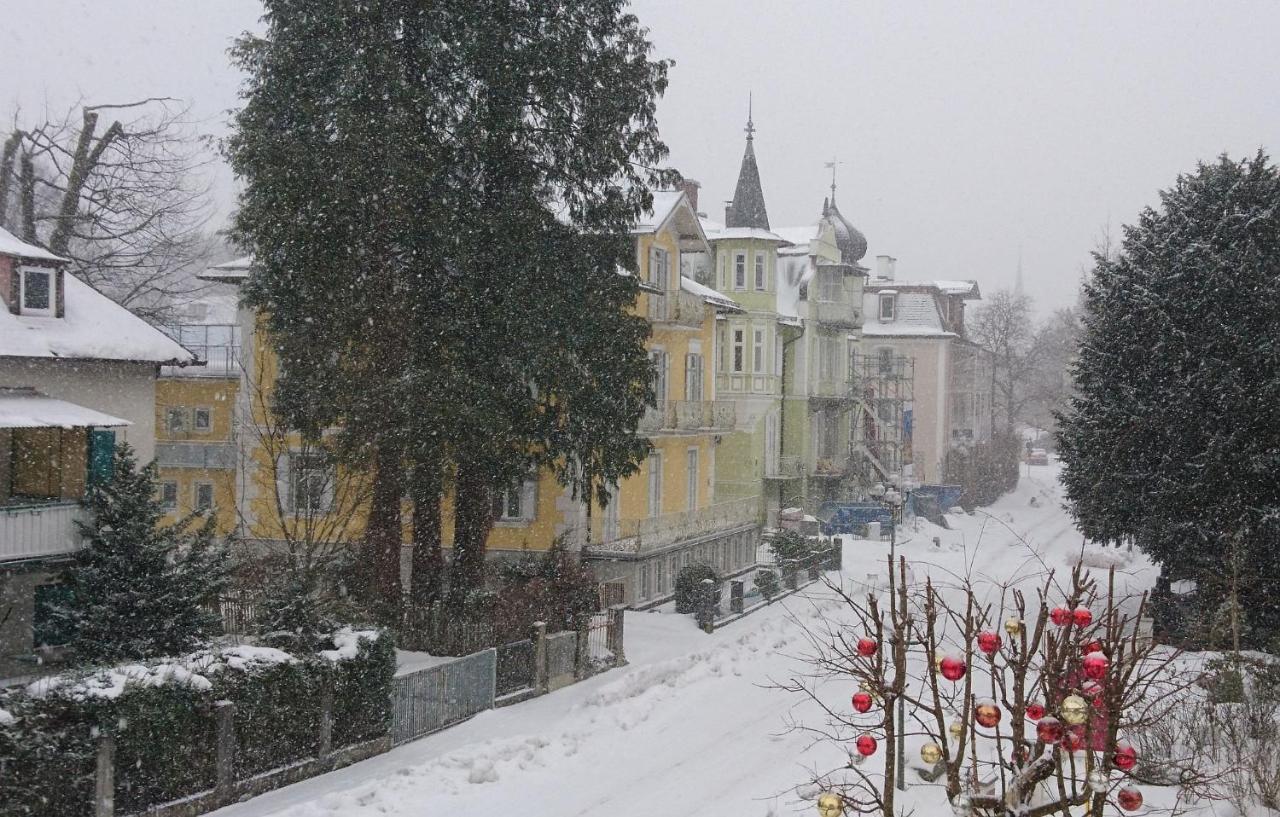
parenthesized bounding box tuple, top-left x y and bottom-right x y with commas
(0, 226, 67, 264)
(0, 274, 195, 363)
(631, 191, 686, 235)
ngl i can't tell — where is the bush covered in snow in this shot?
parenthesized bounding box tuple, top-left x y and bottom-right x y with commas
(0, 628, 393, 817)
(674, 564, 719, 614)
(754, 569, 780, 601)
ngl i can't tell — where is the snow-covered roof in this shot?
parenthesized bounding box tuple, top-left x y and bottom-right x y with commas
(868, 278, 980, 298)
(0, 388, 131, 429)
(861, 290, 956, 338)
(200, 255, 253, 282)
(774, 225, 820, 254)
(0, 226, 67, 264)
(0, 274, 195, 363)
(699, 217, 790, 244)
(680, 275, 742, 312)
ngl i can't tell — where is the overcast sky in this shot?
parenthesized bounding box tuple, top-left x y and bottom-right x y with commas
(4, 0, 1278, 313)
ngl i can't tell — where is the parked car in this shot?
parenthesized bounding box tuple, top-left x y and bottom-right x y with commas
(1027, 448, 1049, 466)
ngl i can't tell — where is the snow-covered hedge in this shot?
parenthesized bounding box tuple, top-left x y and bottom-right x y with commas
(0, 628, 394, 817)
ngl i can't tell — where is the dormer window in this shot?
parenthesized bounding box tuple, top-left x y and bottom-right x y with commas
(20, 266, 54, 316)
(648, 247, 670, 288)
(878, 292, 896, 321)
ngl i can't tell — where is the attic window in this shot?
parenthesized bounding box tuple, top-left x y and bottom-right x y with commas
(878, 293, 896, 321)
(20, 267, 54, 316)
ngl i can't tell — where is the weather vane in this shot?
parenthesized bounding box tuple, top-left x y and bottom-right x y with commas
(824, 157, 844, 202)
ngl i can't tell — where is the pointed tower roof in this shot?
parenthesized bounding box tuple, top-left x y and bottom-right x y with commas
(724, 97, 770, 231)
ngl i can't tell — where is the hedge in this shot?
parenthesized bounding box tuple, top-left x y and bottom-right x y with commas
(0, 628, 394, 817)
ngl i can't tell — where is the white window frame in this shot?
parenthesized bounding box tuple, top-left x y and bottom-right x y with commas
(639, 562, 652, 600)
(193, 407, 212, 433)
(649, 246, 669, 288)
(165, 407, 188, 434)
(19, 266, 55, 316)
(650, 348, 668, 402)
(752, 327, 765, 374)
(754, 251, 766, 290)
(193, 481, 214, 512)
(288, 451, 334, 515)
(684, 352, 703, 401)
(732, 328, 745, 373)
(647, 452, 663, 518)
(733, 253, 746, 290)
(879, 293, 896, 321)
(686, 447, 699, 510)
(492, 476, 537, 523)
(159, 481, 178, 510)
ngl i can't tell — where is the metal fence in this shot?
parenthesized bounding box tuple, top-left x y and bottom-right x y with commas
(391, 648, 496, 745)
(495, 639, 535, 698)
(584, 612, 612, 664)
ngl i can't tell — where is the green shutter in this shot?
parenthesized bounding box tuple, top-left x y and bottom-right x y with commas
(88, 429, 116, 485)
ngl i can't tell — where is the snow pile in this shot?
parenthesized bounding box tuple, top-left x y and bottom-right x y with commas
(187, 645, 297, 674)
(1076, 546, 1133, 570)
(0, 707, 14, 727)
(27, 662, 214, 700)
(320, 627, 381, 662)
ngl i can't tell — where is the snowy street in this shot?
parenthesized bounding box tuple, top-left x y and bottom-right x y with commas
(212, 464, 1153, 817)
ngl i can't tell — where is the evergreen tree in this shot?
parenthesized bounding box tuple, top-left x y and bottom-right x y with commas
(52, 444, 228, 664)
(1058, 152, 1280, 645)
(230, 0, 671, 612)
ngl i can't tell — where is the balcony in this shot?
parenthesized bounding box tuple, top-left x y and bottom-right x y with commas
(810, 457, 848, 478)
(585, 496, 761, 556)
(813, 299, 860, 329)
(646, 290, 706, 328)
(0, 501, 87, 562)
(810, 377, 854, 401)
(764, 455, 803, 480)
(155, 442, 237, 470)
(638, 401, 735, 434)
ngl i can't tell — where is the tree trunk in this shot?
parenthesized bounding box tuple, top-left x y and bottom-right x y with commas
(449, 458, 493, 607)
(363, 445, 404, 621)
(409, 454, 445, 607)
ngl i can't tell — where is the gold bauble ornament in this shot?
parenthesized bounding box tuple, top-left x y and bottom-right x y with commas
(1004, 616, 1024, 636)
(921, 742, 943, 764)
(1060, 694, 1089, 726)
(816, 791, 845, 817)
(948, 720, 964, 740)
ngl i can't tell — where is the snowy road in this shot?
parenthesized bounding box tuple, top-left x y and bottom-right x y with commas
(212, 465, 1156, 817)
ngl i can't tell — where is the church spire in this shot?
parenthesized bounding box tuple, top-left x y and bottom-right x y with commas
(724, 96, 770, 230)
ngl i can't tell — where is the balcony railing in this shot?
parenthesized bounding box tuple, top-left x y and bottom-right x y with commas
(810, 377, 854, 400)
(1, 501, 87, 562)
(646, 290, 706, 328)
(155, 442, 237, 469)
(813, 300, 860, 328)
(811, 457, 848, 478)
(584, 496, 761, 556)
(638, 400, 735, 433)
(764, 455, 803, 480)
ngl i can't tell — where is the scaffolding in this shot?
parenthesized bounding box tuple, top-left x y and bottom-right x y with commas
(849, 351, 915, 485)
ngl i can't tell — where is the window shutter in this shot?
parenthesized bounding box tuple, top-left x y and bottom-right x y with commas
(520, 479, 537, 522)
(648, 246, 660, 286)
(87, 429, 115, 486)
(279, 452, 294, 513)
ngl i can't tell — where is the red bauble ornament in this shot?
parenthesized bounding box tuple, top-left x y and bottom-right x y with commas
(1083, 639, 1104, 655)
(974, 701, 1002, 728)
(1050, 607, 1072, 626)
(1073, 608, 1093, 627)
(940, 655, 967, 681)
(856, 734, 878, 756)
(1114, 742, 1138, 771)
(976, 631, 1002, 656)
(1036, 716, 1064, 744)
(852, 692, 874, 714)
(1026, 701, 1046, 721)
(856, 637, 878, 657)
(1062, 726, 1086, 752)
(1083, 651, 1110, 680)
(1082, 680, 1105, 707)
(1117, 786, 1143, 811)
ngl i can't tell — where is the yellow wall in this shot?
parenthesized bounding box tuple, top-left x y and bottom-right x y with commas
(155, 377, 239, 535)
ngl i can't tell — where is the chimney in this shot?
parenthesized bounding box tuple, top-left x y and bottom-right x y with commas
(875, 255, 897, 281)
(677, 178, 701, 216)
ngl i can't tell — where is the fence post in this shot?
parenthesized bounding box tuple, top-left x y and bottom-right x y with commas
(730, 580, 744, 614)
(807, 553, 820, 581)
(94, 733, 114, 817)
(318, 684, 334, 759)
(215, 700, 236, 794)
(532, 621, 548, 694)
(574, 618, 591, 679)
(695, 578, 716, 633)
(784, 562, 798, 590)
(607, 605, 627, 667)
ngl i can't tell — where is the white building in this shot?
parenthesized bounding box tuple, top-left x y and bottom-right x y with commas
(0, 226, 193, 681)
(861, 256, 992, 485)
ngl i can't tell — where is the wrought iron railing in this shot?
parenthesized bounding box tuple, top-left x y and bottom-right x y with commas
(638, 401, 735, 433)
(582, 496, 761, 556)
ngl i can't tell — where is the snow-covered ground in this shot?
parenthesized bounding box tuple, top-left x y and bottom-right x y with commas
(211, 464, 1161, 817)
